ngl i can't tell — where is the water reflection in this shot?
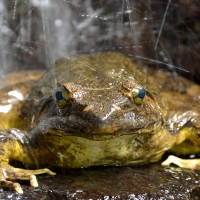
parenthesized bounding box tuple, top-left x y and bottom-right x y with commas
(0, 104, 12, 113)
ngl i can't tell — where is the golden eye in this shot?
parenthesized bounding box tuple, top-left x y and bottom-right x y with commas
(132, 85, 146, 105)
(55, 86, 70, 108)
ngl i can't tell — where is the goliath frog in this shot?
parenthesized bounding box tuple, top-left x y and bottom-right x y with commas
(0, 52, 199, 193)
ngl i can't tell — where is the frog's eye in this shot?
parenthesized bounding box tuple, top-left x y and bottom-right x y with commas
(55, 86, 70, 108)
(132, 85, 146, 105)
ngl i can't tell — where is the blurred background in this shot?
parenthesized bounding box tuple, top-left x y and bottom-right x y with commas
(0, 0, 200, 83)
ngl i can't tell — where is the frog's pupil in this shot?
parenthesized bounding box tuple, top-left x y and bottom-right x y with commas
(138, 88, 145, 99)
(56, 91, 63, 101)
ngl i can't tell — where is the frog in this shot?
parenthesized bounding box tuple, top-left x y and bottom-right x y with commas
(0, 52, 199, 194)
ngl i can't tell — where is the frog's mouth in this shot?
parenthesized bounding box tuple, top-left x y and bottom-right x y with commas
(30, 112, 163, 142)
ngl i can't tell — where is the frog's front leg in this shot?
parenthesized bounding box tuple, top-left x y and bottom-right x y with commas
(0, 129, 55, 193)
(0, 162, 55, 193)
(161, 155, 200, 170)
(162, 107, 200, 170)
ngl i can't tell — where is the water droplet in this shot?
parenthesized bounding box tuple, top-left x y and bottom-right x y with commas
(55, 19, 63, 27)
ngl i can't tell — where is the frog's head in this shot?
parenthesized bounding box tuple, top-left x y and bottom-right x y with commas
(44, 78, 163, 139)
(28, 53, 163, 141)
(25, 53, 166, 167)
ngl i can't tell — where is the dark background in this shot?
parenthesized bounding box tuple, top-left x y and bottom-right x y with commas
(1, 0, 200, 83)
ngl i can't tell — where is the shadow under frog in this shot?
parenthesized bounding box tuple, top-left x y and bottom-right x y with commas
(0, 52, 199, 193)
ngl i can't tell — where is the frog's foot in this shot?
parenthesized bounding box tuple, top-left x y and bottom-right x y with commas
(0, 163, 56, 194)
(162, 155, 200, 170)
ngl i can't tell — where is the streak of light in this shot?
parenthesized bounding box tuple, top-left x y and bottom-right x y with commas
(135, 55, 189, 73)
(155, 0, 171, 50)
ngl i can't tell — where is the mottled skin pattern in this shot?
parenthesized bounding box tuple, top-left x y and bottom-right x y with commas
(0, 52, 199, 193)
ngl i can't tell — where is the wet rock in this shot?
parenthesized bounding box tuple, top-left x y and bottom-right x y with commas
(0, 162, 200, 199)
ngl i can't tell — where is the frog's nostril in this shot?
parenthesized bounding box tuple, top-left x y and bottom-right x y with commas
(83, 105, 94, 113)
(112, 104, 122, 112)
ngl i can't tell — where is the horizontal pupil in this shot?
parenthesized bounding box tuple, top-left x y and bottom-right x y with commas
(56, 91, 63, 101)
(138, 88, 145, 99)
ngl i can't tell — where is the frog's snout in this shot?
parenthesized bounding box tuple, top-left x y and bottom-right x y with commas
(82, 103, 122, 121)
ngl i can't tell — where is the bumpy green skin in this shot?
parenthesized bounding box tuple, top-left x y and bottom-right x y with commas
(1, 52, 200, 169)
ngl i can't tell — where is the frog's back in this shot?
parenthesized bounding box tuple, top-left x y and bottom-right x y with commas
(55, 52, 157, 91)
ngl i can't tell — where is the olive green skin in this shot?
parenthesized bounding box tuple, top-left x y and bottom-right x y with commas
(2, 52, 200, 168)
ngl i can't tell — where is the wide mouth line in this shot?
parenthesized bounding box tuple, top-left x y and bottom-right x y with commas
(46, 117, 163, 141)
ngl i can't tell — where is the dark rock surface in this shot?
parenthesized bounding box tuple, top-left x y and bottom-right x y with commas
(0, 162, 200, 199)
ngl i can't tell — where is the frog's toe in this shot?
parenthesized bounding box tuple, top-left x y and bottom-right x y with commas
(162, 155, 200, 170)
(0, 179, 23, 194)
(0, 165, 56, 193)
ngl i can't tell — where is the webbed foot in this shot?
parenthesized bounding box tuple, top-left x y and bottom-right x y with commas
(0, 163, 55, 193)
(162, 155, 200, 170)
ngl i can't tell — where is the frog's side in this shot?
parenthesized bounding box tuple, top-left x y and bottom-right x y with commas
(0, 52, 199, 193)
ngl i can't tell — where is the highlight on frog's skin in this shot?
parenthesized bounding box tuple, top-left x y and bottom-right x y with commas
(131, 84, 146, 105)
(56, 86, 70, 108)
